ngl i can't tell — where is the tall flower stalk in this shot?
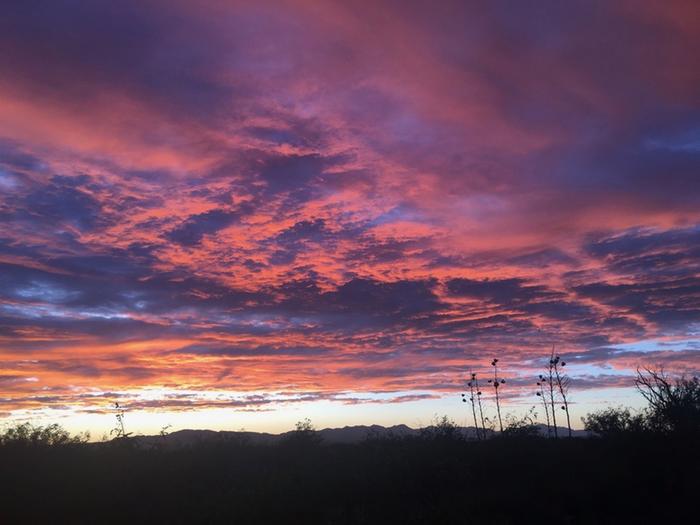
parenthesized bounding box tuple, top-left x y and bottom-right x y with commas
(488, 358, 505, 433)
(111, 402, 130, 439)
(547, 348, 559, 438)
(536, 376, 551, 437)
(474, 373, 487, 435)
(552, 353, 573, 438)
(462, 372, 482, 440)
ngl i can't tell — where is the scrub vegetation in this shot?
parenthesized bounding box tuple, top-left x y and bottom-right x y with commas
(0, 367, 697, 524)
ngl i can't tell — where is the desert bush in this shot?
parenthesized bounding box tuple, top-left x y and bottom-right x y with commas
(419, 415, 462, 441)
(501, 408, 540, 439)
(582, 407, 648, 437)
(283, 418, 322, 447)
(0, 422, 88, 447)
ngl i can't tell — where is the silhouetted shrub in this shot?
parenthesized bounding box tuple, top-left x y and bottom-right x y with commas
(283, 418, 322, 447)
(419, 415, 462, 441)
(582, 407, 648, 437)
(0, 422, 88, 447)
(500, 409, 540, 439)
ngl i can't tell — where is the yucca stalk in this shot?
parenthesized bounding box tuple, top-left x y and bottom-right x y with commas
(548, 348, 559, 438)
(463, 372, 482, 440)
(552, 354, 573, 437)
(489, 358, 505, 433)
(111, 402, 129, 438)
(536, 377, 551, 438)
(474, 373, 487, 436)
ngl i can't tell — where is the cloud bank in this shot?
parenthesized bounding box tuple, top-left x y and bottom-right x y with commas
(0, 0, 698, 423)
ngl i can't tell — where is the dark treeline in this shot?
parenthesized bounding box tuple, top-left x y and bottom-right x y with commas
(0, 368, 697, 524)
(0, 423, 696, 524)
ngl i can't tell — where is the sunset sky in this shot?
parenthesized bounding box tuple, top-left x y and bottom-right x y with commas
(1, 0, 699, 437)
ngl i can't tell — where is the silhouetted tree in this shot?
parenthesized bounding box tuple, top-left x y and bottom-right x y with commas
(582, 368, 699, 438)
(635, 367, 700, 437)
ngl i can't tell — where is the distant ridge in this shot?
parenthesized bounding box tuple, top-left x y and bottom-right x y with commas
(130, 424, 587, 448)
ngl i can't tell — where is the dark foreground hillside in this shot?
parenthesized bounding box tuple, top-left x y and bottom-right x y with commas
(1, 432, 696, 525)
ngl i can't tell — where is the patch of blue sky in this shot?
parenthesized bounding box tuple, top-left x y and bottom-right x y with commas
(77, 309, 130, 320)
(333, 390, 433, 402)
(554, 361, 629, 377)
(0, 167, 18, 189)
(369, 203, 425, 226)
(15, 281, 80, 303)
(0, 302, 129, 320)
(610, 338, 700, 352)
(645, 127, 700, 152)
